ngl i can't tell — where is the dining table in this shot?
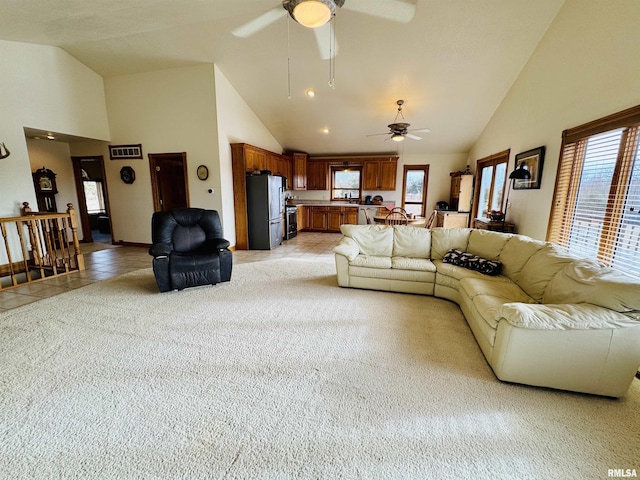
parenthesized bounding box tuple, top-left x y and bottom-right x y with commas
(373, 215, 427, 226)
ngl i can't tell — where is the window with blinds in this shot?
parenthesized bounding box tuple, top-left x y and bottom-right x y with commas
(547, 105, 640, 278)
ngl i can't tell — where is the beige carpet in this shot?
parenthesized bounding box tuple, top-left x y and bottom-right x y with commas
(0, 258, 638, 479)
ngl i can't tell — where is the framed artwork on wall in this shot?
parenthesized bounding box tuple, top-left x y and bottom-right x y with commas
(109, 144, 143, 160)
(513, 146, 545, 190)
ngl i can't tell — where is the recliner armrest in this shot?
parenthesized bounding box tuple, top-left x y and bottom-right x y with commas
(206, 238, 231, 251)
(149, 243, 172, 257)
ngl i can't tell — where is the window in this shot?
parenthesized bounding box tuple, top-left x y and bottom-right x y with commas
(548, 105, 640, 278)
(472, 150, 509, 219)
(83, 180, 106, 214)
(331, 165, 361, 201)
(402, 165, 429, 216)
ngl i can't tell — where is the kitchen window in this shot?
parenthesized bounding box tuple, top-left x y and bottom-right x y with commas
(472, 150, 509, 219)
(402, 165, 429, 216)
(331, 165, 362, 201)
(547, 105, 640, 278)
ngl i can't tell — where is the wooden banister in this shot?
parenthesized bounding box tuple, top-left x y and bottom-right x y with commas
(0, 202, 85, 290)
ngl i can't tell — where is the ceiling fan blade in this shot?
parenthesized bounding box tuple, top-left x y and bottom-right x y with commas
(313, 24, 339, 60)
(343, 0, 416, 23)
(232, 6, 287, 38)
(409, 127, 431, 133)
(405, 133, 423, 140)
(366, 132, 391, 137)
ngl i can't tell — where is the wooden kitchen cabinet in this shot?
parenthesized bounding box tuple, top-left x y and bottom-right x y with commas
(297, 205, 307, 231)
(363, 157, 397, 190)
(306, 160, 328, 190)
(306, 206, 358, 232)
(292, 153, 308, 190)
(450, 172, 474, 212)
(245, 146, 266, 173)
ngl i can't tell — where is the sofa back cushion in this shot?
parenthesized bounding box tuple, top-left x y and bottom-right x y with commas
(430, 228, 472, 260)
(498, 235, 547, 284)
(340, 224, 394, 257)
(467, 230, 512, 260)
(392, 226, 431, 258)
(543, 259, 640, 312)
(516, 244, 578, 302)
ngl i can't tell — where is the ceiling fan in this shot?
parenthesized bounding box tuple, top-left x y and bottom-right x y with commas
(367, 99, 430, 142)
(232, 0, 417, 60)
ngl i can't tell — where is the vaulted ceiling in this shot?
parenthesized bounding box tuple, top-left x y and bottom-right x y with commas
(1, 0, 565, 155)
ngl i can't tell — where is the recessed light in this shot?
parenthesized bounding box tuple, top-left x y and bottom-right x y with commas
(46, 134, 55, 140)
(322, 127, 330, 134)
(305, 89, 316, 98)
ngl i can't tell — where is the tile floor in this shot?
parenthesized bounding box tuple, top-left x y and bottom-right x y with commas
(0, 232, 342, 312)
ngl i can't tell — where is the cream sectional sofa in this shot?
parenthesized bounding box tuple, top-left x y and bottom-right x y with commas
(333, 225, 640, 397)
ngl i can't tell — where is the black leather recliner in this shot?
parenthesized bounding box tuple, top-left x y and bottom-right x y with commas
(149, 208, 232, 292)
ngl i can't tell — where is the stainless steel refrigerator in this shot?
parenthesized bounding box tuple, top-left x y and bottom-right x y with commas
(246, 174, 284, 250)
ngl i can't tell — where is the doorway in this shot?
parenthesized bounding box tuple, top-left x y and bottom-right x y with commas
(71, 156, 112, 244)
(149, 152, 189, 212)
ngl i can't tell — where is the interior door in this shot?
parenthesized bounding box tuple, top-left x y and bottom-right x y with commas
(71, 155, 110, 243)
(149, 152, 189, 211)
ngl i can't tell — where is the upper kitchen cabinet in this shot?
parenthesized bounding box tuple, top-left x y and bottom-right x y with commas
(306, 160, 328, 190)
(292, 153, 308, 190)
(362, 157, 398, 190)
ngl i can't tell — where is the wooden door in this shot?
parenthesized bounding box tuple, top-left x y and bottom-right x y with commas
(310, 207, 328, 230)
(342, 208, 358, 225)
(362, 161, 379, 190)
(149, 153, 189, 212)
(307, 161, 327, 190)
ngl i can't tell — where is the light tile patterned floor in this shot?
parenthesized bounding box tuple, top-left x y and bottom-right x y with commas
(0, 232, 341, 312)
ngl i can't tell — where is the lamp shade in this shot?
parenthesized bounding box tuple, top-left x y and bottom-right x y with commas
(509, 163, 531, 180)
(291, 0, 335, 28)
(391, 133, 405, 142)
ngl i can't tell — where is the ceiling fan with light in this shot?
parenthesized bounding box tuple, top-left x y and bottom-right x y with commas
(367, 100, 430, 142)
(232, 0, 417, 60)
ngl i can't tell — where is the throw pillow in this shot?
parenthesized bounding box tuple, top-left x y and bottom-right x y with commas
(443, 248, 502, 276)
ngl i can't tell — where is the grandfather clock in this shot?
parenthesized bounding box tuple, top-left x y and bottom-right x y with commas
(32, 167, 58, 212)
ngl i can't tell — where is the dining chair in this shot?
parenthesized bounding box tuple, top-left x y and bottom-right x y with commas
(384, 211, 409, 225)
(389, 207, 408, 215)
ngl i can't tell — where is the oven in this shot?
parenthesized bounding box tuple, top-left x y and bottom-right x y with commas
(284, 205, 298, 240)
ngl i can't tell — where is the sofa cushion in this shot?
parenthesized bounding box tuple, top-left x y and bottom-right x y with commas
(499, 303, 640, 330)
(517, 245, 578, 302)
(340, 224, 393, 257)
(430, 228, 472, 260)
(499, 235, 547, 284)
(443, 249, 502, 276)
(467, 229, 512, 261)
(392, 226, 431, 258)
(333, 236, 359, 261)
(392, 256, 436, 272)
(350, 255, 392, 269)
(543, 259, 640, 312)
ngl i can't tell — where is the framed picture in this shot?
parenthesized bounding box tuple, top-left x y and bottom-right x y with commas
(109, 144, 143, 160)
(513, 146, 545, 190)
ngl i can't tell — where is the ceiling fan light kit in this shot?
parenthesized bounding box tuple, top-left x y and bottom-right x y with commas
(367, 99, 430, 142)
(287, 0, 337, 28)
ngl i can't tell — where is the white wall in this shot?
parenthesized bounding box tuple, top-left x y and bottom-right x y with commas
(213, 65, 283, 246)
(103, 64, 221, 244)
(469, 0, 640, 240)
(26, 139, 84, 239)
(0, 40, 110, 218)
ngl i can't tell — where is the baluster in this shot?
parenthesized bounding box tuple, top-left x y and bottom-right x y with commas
(14, 222, 32, 283)
(0, 222, 18, 286)
(67, 203, 84, 271)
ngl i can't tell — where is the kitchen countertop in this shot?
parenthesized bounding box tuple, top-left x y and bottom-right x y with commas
(287, 202, 390, 209)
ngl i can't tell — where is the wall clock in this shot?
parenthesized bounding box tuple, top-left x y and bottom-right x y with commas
(120, 166, 136, 184)
(197, 165, 209, 181)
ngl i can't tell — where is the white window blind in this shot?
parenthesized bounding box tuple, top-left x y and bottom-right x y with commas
(548, 105, 640, 278)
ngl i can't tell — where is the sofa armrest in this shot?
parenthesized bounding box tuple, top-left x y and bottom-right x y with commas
(208, 237, 231, 250)
(149, 243, 172, 258)
(333, 236, 359, 261)
(499, 302, 640, 330)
